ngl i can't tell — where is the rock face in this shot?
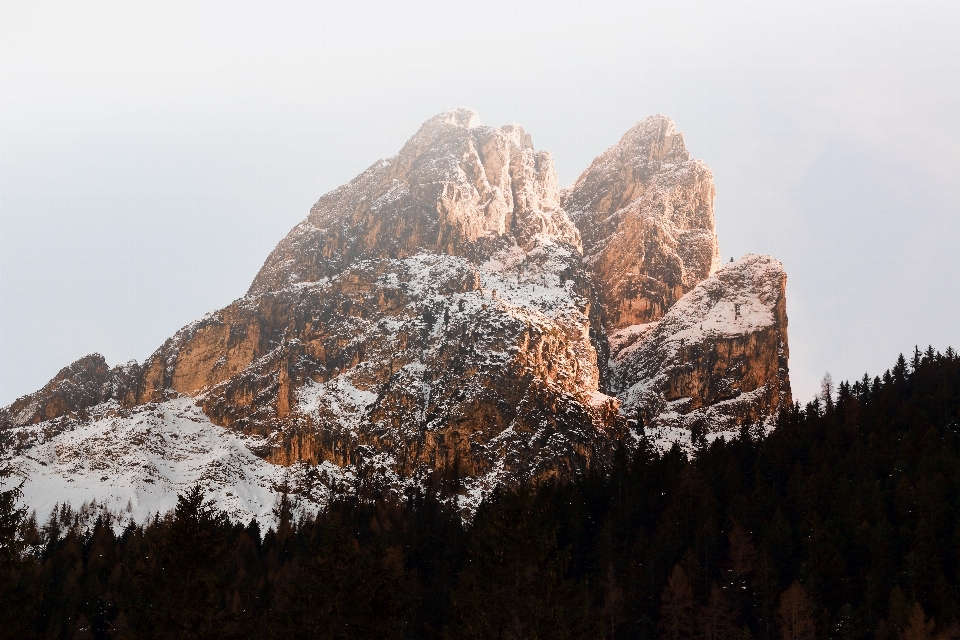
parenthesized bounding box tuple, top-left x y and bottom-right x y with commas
(609, 254, 791, 435)
(138, 249, 617, 491)
(1, 110, 790, 520)
(248, 108, 580, 296)
(563, 115, 721, 330)
(0, 354, 139, 429)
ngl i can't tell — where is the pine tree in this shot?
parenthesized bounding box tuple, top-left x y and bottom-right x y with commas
(727, 523, 757, 578)
(893, 354, 908, 385)
(901, 603, 936, 640)
(0, 483, 26, 563)
(602, 562, 625, 639)
(820, 372, 834, 412)
(446, 488, 599, 640)
(699, 583, 738, 640)
(0, 483, 36, 638)
(725, 523, 757, 630)
(660, 564, 696, 640)
(138, 484, 233, 639)
(776, 582, 815, 640)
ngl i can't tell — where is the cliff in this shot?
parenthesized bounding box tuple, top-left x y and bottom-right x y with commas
(563, 115, 721, 330)
(609, 254, 791, 437)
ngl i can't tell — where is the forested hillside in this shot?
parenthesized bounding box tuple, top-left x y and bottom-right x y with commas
(2, 347, 959, 640)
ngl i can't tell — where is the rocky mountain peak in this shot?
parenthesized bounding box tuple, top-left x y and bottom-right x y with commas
(620, 113, 690, 164)
(0, 354, 141, 429)
(563, 114, 720, 330)
(438, 106, 482, 129)
(2, 110, 790, 525)
(563, 115, 690, 226)
(248, 110, 579, 297)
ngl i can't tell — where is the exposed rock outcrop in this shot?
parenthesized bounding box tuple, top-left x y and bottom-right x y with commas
(134, 249, 617, 489)
(0, 354, 139, 429)
(609, 254, 790, 433)
(248, 108, 580, 296)
(563, 115, 721, 330)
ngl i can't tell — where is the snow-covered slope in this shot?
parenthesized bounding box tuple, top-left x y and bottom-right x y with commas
(2, 398, 336, 527)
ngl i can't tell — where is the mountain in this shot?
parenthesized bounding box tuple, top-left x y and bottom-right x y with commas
(0, 109, 791, 524)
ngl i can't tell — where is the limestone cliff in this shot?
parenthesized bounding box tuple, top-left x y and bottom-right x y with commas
(248, 108, 580, 296)
(563, 115, 721, 330)
(0, 354, 139, 429)
(609, 254, 791, 435)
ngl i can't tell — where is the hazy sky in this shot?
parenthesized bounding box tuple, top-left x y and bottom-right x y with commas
(2, 1, 959, 406)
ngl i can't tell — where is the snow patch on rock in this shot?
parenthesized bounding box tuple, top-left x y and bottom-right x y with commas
(298, 376, 379, 437)
(611, 254, 790, 432)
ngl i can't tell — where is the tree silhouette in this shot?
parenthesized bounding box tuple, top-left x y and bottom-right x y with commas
(699, 583, 737, 640)
(660, 564, 696, 640)
(776, 583, 815, 640)
(902, 603, 936, 640)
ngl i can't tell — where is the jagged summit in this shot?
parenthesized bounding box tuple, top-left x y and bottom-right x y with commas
(0, 354, 141, 429)
(564, 115, 693, 225)
(433, 107, 482, 129)
(248, 108, 580, 297)
(2, 110, 790, 524)
(564, 114, 720, 329)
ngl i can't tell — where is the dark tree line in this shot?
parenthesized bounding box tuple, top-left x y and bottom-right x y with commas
(1, 346, 960, 639)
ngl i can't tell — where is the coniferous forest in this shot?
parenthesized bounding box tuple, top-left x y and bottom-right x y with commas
(2, 347, 960, 640)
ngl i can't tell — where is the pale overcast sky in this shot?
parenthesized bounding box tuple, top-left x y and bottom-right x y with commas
(1, 1, 959, 405)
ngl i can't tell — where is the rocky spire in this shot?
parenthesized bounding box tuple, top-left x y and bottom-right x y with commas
(247, 108, 581, 297)
(563, 114, 721, 329)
